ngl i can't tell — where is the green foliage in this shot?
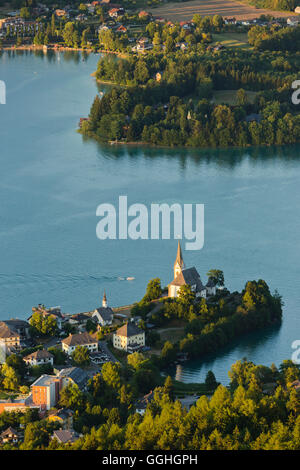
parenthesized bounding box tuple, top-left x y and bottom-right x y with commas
(71, 346, 90, 367)
(142, 278, 162, 302)
(48, 347, 67, 365)
(29, 312, 57, 337)
(207, 269, 224, 287)
(84, 48, 300, 148)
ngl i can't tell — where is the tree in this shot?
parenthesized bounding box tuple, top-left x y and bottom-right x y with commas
(237, 88, 248, 106)
(29, 312, 57, 337)
(177, 285, 195, 306)
(63, 22, 75, 47)
(72, 346, 90, 366)
(143, 278, 162, 302)
(48, 347, 67, 365)
(127, 352, 147, 370)
(205, 370, 218, 390)
(206, 269, 224, 287)
(20, 7, 30, 19)
(1, 363, 20, 390)
(163, 376, 174, 400)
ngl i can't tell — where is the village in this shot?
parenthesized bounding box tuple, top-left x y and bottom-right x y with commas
(0, 241, 228, 445)
(0, 1, 299, 52)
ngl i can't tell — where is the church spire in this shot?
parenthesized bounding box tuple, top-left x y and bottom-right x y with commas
(102, 290, 107, 308)
(174, 241, 185, 279)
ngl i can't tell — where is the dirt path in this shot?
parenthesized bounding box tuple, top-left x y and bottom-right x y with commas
(150, 0, 296, 22)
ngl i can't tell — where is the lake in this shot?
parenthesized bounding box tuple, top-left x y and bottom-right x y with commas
(0, 50, 300, 384)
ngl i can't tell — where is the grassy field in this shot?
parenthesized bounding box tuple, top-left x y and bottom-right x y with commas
(150, 0, 297, 22)
(212, 32, 250, 49)
(212, 89, 257, 105)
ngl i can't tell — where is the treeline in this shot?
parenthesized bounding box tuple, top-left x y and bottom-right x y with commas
(81, 49, 300, 148)
(248, 25, 300, 51)
(245, 0, 297, 11)
(2, 358, 300, 449)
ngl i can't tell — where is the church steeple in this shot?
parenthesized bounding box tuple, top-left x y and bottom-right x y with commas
(174, 241, 185, 279)
(102, 290, 108, 308)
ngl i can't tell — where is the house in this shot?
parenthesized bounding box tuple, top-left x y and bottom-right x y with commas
(245, 113, 262, 123)
(113, 323, 145, 352)
(137, 37, 153, 51)
(52, 429, 79, 444)
(68, 313, 90, 327)
(2, 319, 30, 339)
(31, 374, 61, 410)
(135, 391, 154, 415)
(0, 427, 20, 444)
(116, 25, 127, 33)
(47, 408, 74, 429)
(92, 291, 114, 326)
(57, 367, 89, 390)
(0, 322, 21, 360)
(206, 277, 217, 296)
(138, 11, 150, 19)
(61, 332, 98, 356)
(23, 349, 54, 367)
(168, 242, 217, 299)
(55, 9, 68, 17)
(287, 17, 300, 26)
(108, 7, 124, 18)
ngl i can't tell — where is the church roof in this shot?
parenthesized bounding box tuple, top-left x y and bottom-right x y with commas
(169, 267, 205, 291)
(174, 241, 184, 268)
(93, 307, 114, 321)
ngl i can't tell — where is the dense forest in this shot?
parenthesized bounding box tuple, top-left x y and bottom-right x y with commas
(1, 357, 300, 450)
(81, 41, 300, 148)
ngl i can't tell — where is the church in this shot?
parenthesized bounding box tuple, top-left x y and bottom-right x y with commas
(168, 241, 217, 299)
(92, 291, 114, 326)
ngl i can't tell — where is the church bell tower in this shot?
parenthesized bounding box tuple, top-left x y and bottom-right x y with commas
(174, 241, 185, 279)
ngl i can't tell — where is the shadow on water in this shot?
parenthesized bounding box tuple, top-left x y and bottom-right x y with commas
(164, 322, 282, 385)
(79, 131, 300, 169)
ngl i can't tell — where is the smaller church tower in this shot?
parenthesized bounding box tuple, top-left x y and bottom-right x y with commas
(174, 241, 185, 279)
(102, 290, 108, 308)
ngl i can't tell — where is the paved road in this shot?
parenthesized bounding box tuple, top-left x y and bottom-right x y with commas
(99, 341, 119, 363)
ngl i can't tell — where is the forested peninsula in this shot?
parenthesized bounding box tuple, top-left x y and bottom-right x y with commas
(80, 24, 300, 148)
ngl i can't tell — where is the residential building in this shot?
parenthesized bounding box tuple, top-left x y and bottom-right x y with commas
(108, 7, 124, 18)
(47, 408, 74, 429)
(52, 429, 79, 444)
(113, 322, 145, 352)
(135, 391, 154, 415)
(0, 322, 21, 360)
(2, 319, 30, 338)
(31, 374, 61, 410)
(23, 349, 54, 367)
(287, 17, 300, 26)
(92, 291, 114, 326)
(61, 332, 98, 355)
(0, 427, 20, 444)
(57, 367, 89, 390)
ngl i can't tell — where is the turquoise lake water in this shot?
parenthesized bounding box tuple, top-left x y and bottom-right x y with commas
(0, 50, 300, 384)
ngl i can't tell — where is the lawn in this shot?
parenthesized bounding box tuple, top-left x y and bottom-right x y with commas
(212, 89, 258, 105)
(212, 32, 250, 49)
